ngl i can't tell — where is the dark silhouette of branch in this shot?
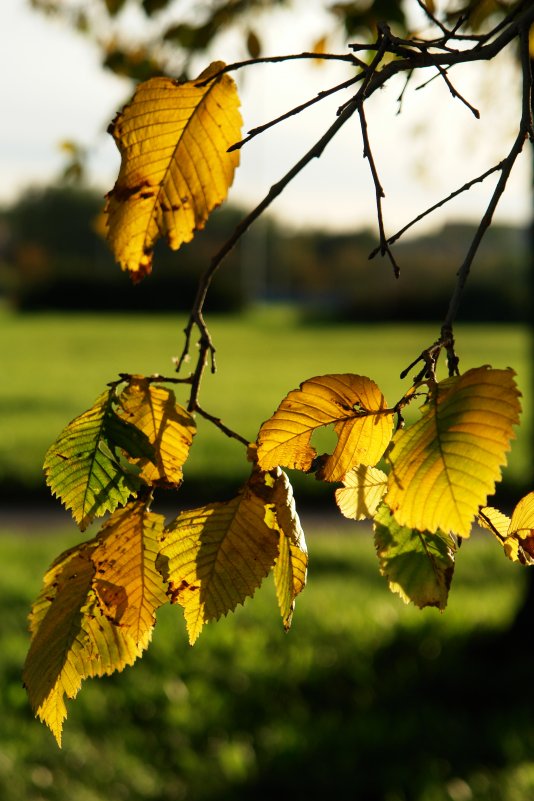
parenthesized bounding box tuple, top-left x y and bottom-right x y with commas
(368, 161, 506, 257)
(441, 24, 533, 335)
(228, 74, 365, 153)
(177, 1, 534, 412)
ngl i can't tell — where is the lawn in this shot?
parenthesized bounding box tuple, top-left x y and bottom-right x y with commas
(2, 517, 534, 801)
(2, 308, 533, 800)
(1, 307, 531, 502)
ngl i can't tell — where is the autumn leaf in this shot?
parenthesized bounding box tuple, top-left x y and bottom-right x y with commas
(374, 503, 456, 610)
(255, 468, 307, 630)
(335, 464, 388, 520)
(117, 377, 196, 487)
(91, 501, 168, 641)
(386, 367, 521, 538)
(158, 479, 280, 644)
(105, 62, 241, 280)
(256, 374, 394, 483)
(43, 389, 155, 530)
(23, 502, 167, 745)
(479, 493, 534, 565)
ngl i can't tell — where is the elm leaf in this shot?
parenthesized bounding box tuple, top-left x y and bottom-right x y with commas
(257, 374, 394, 482)
(386, 367, 521, 537)
(105, 62, 242, 280)
(158, 478, 280, 644)
(374, 503, 456, 610)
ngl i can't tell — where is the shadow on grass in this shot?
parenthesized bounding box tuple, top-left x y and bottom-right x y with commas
(3, 536, 533, 801)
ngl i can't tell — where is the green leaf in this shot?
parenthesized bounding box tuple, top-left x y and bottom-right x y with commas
(43, 389, 149, 530)
(374, 503, 456, 610)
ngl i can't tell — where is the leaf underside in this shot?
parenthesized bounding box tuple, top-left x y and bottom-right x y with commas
(386, 367, 521, 538)
(374, 503, 456, 610)
(335, 464, 388, 520)
(118, 377, 196, 487)
(105, 62, 242, 280)
(43, 390, 142, 530)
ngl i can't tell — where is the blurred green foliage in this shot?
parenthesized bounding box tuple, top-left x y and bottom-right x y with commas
(0, 185, 528, 321)
(2, 521, 533, 801)
(0, 310, 530, 501)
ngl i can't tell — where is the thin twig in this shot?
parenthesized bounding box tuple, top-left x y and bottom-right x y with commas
(196, 50, 362, 86)
(176, 66, 379, 381)
(396, 69, 414, 114)
(358, 104, 399, 277)
(369, 161, 506, 257)
(435, 65, 480, 117)
(416, 0, 449, 36)
(194, 405, 250, 447)
(177, 2, 534, 412)
(228, 74, 364, 153)
(442, 27, 533, 333)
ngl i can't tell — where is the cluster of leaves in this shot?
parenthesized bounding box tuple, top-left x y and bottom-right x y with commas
(24, 0, 534, 745)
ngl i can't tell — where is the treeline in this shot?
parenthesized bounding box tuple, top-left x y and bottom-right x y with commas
(0, 185, 528, 322)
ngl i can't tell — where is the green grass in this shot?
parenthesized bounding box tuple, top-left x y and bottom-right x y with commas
(2, 518, 533, 801)
(1, 307, 531, 498)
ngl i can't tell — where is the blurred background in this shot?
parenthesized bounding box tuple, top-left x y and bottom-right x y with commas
(1, 1, 533, 799)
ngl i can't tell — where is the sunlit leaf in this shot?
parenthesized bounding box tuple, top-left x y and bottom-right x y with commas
(105, 62, 241, 280)
(158, 481, 280, 644)
(91, 501, 168, 642)
(386, 367, 521, 538)
(43, 389, 154, 530)
(478, 506, 511, 539)
(480, 493, 534, 565)
(23, 543, 142, 746)
(24, 501, 167, 744)
(335, 464, 388, 520)
(118, 377, 196, 487)
(374, 503, 456, 610)
(257, 374, 394, 483)
(262, 468, 307, 630)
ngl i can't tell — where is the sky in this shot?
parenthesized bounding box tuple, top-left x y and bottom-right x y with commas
(1, 0, 531, 235)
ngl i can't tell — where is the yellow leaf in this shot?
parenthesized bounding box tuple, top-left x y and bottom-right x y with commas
(91, 501, 168, 643)
(23, 501, 167, 745)
(509, 491, 534, 539)
(386, 367, 521, 538)
(118, 377, 196, 487)
(480, 493, 534, 565)
(256, 374, 393, 483)
(478, 506, 511, 540)
(158, 481, 280, 644)
(335, 464, 388, 520)
(105, 62, 241, 280)
(268, 468, 308, 630)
